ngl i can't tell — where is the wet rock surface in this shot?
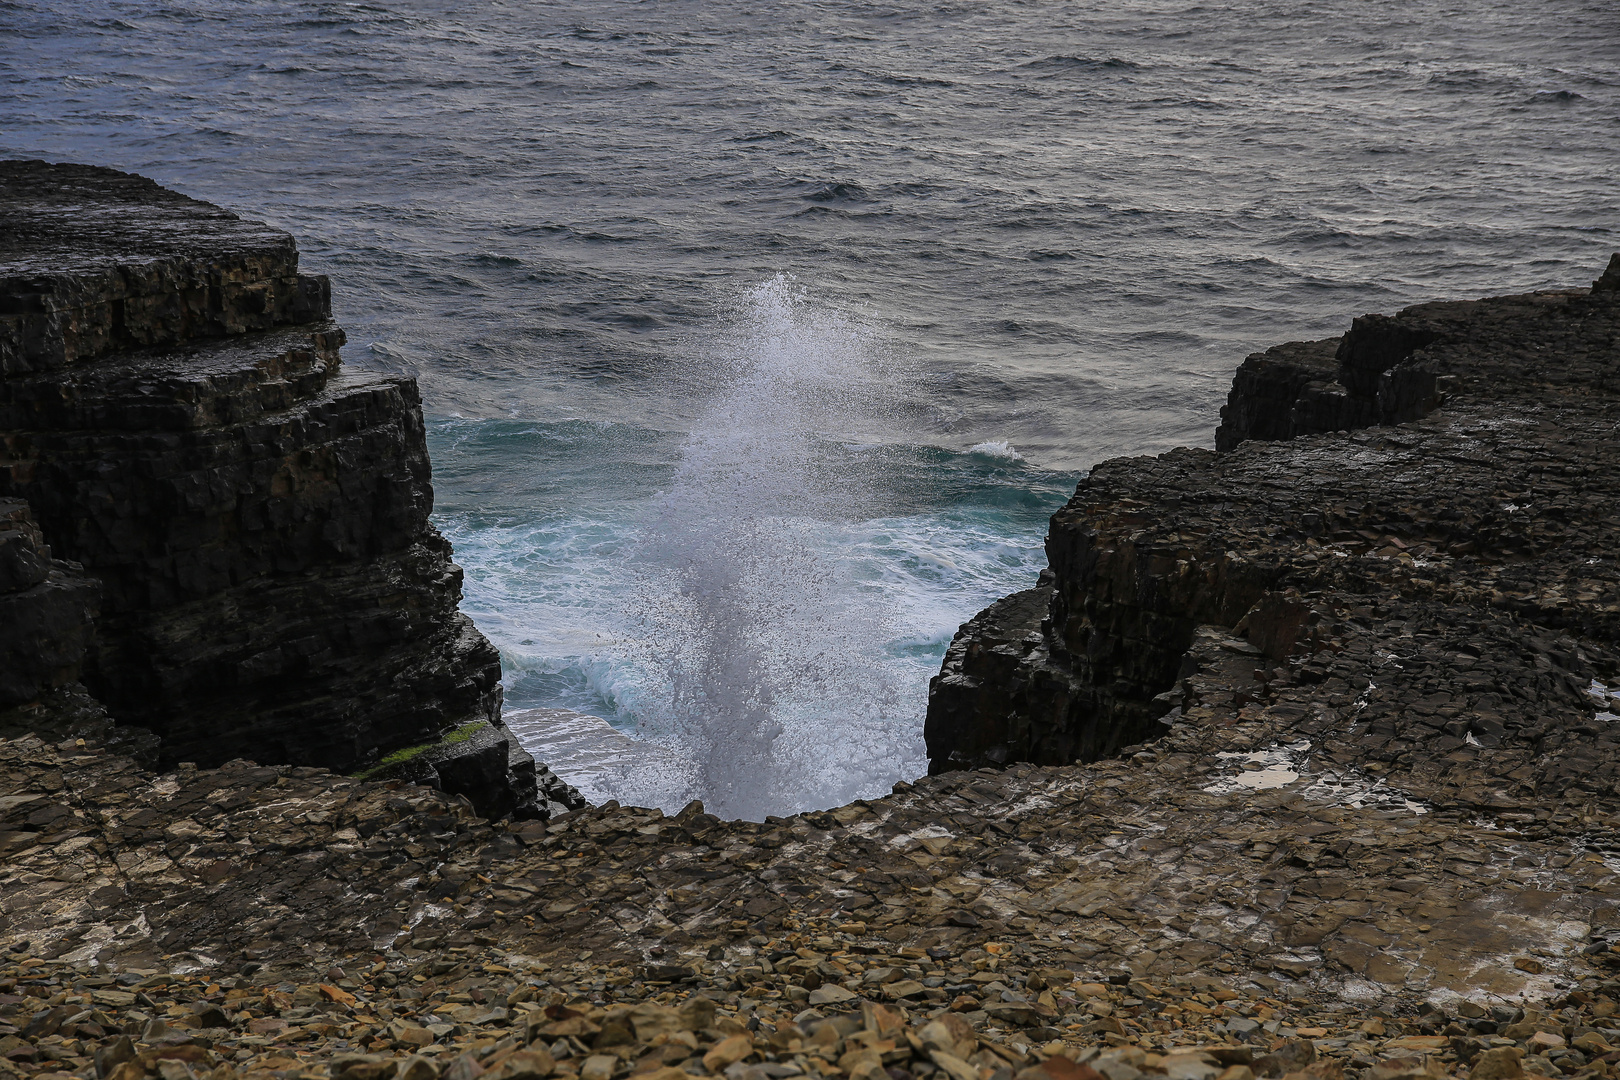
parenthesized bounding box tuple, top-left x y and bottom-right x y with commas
(0, 161, 549, 818)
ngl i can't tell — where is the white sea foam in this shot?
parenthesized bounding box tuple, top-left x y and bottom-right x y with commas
(504, 707, 696, 809)
(968, 440, 1025, 461)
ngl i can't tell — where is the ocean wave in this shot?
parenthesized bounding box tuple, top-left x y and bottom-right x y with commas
(877, 71, 955, 88)
(967, 439, 1024, 461)
(802, 180, 871, 203)
(1017, 54, 1141, 73)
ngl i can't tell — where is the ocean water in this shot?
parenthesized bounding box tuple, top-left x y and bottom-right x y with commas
(5, 0, 1617, 817)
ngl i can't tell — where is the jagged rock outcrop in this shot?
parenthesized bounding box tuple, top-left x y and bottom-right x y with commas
(0, 161, 581, 820)
(1211, 315, 1450, 452)
(0, 496, 160, 763)
(926, 261, 1620, 805)
(0, 498, 96, 708)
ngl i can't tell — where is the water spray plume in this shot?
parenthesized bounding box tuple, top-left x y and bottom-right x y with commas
(626, 276, 914, 820)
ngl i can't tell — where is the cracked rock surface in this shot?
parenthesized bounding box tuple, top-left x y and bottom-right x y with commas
(6, 719, 1620, 1014)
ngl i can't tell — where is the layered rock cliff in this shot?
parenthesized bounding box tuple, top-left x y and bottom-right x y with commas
(0, 161, 582, 820)
(926, 256, 1620, 816)
(10, 247, 1620, 1029)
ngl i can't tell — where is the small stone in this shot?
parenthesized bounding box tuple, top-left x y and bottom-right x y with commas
(1470, 1048, 1525, 1080)
(321, 984, 358, 1007)
(1368, 1056, 1441, 1080)
(398, 1057, 440, 1080)
(1160, 1055, 1221, 1080)
(1384, 1038, 1448, 1053)
(1024, 1057, 1104, 1080)
(441, 1055, 487, 1080)
(703, 1035, 754, 1072)
(808, 986, 858, 1006)
(930, 1050, 981, 1080)
(884, 980, 928, 1000)
(1572, 1033, 1611, 1055)
(95, 1036, 136, 1079)
(483, 1050, 554, 1080)
(1252, 1041, 1315, 1078)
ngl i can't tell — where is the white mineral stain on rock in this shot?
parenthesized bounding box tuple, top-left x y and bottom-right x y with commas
(887, 823, 954, 851)
(1202, 739, 1310, 793)
(1298, 771, 1430, 815)
(1202, 738, 1429, 813)
(1589, 680, 1620, 723)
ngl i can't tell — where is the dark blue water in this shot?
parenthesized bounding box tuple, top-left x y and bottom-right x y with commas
(6, 0, 1617, 815)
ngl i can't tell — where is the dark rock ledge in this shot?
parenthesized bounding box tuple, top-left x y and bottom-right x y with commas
(927, 255, 1620, 815)
(0, 160, 582, 821)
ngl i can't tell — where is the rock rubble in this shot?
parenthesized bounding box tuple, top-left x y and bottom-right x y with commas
(9, 947, 1620, 1080)
(7, 713, 1620, 1013)
(8, 721, 1620, 1080)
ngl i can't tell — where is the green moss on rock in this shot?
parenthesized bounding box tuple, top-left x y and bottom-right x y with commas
(354, 720, 488, 781)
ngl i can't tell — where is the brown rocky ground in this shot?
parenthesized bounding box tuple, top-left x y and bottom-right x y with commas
(6, 688, 1620, 1080)
(6, 943, 1620, 1080)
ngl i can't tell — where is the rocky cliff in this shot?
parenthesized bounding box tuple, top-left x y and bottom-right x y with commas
(0, 161, 582, 820)
(926, 257, 1620, 815)
(8, 253, 1620, 1071)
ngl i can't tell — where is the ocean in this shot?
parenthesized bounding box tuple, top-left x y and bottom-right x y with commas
(5, 0, 1617, 817)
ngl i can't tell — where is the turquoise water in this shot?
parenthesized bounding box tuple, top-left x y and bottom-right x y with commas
(429, 279, 1081, 817)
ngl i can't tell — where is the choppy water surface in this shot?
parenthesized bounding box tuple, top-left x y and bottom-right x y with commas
(5, 0, 1617, 815)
